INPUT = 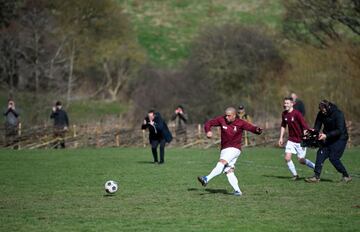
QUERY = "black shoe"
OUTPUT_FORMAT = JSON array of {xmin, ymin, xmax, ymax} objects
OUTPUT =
[{"xmin": 197, "ymin": 176, "xmax": 208, "ymax": 187}]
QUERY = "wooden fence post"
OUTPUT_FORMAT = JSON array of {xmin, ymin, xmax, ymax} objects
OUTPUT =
[
  {"xmin": 17, "ymin": 122, "xmax": 22, "ymax": 150},
  {"xmin": 347, "ymin": 121, "xmax": 352, "ymax": 148},
  {"xmin": 142, "ymin": 129, "xmax": 146, "ymax": 148},
  {"xmin": 96, "ymin": 124, "xmax": 101, "ymax": 148},
  {"xmin": 115, "ymin": 124, "xmax": 120, "ymax": 147}
]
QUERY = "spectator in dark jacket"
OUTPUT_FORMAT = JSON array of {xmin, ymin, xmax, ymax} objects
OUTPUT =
[
  {"xmin": 305, "ymin": 100, "xmax": 351, "ymax": 183},
  {"xmin": 141, "ymin": 110, "xmax": 172, "ymax": 164},
  {"xmin": 171, "ymin": 105, "xmax": 188, "ymax": 144},
  {"xmin": 3, "ymin": 99, "xmax": 20, "ymax": 148},
  {"xmin": 50, "ymin": 101, "xmax": 69, "ymax": 148},
  {"xmin": 291, "ymin": 93, "xmax": 305, "ymax": 116}
]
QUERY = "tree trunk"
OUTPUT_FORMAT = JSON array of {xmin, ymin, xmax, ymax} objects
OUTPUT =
[{"xmin": 67, "ymin": 41, "xmax": 75, "ymax": 106}]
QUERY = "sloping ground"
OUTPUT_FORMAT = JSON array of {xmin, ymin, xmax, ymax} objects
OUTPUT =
[{"xmin": 117, "ymin": 0, "xmax": 283, "ymax": 66}]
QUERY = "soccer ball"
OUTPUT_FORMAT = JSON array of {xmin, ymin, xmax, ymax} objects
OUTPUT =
[{"xmin": 104, "ymin": 180, "xmax": 118, "ymax": 194}]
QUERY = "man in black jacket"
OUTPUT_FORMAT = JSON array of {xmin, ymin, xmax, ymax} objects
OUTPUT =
[
  {"xmin": 171, "ymin": 105, "xmax": 188, "ymax": 144},
  {"xmin": 3, "ymin": 99, "xmax": 20, "ymax": 148},
  {"xmin": 291, "ymin": 93, "xmax": 305, "ymax": 116},
  {"xmin": 50, "ymin": 101, "xmax": 69, "ymax": 148},
  {"xmin": 305, "ymin": 100, "xmax": 351, "ymax": 183},
  {"xmin": 141, "ymin": 110, "xmax": 172, "ymax": 164}
]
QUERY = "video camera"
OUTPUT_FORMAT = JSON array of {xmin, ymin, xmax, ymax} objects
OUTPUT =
[{"xmin": 301, "ymin": 130, "xmax": 323, "ymax": 148}]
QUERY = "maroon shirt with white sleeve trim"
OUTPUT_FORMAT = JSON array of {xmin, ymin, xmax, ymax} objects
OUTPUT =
[
  {"xmin": 281, "ymin": 109, "xmax": 309, "ymax": 143},
  {"xmin": 204, "ymin": 116, "xmax": 261, "ymax": 150}
]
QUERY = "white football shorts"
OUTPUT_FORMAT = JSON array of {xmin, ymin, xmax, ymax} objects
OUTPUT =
[
  {"xmin": 220, "ymin": 147, "xmax": 241, "ymax": 173},
  {"xmin": 285, "ymin": 140, "xmax": 307, "ymax": 158}
]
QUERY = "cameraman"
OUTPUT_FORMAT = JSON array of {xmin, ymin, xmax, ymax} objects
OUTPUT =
[
  {"xmin": 50, "ymin": 101, "xmax": 69, "ymax": 149},
  {"xmin": 171, "ymin": 105, "xmax": 188, "ymax": 144},
  {"xmin": 305, "ymin": 100, "xmax": 351, "ymax": 183},
  {"xmin": 3, "ymin": 99, "xmax": 20, "ymax": 148},
  {"xmin": 141, "ymin": 110, "xmax": 172, "ymax": 164}
]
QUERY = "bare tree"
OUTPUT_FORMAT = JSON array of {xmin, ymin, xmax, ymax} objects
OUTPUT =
[{"xmin": 283, "ymin": 0, "xmax": 360, "ymax": 47}]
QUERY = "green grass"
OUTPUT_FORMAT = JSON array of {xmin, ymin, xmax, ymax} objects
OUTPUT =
[
  {"xmin": 117, "ymin": 0, "xmax": 284, "ymax": 66},
  {"xmin": 0, "ymin": 147, "xmax": 359, "ymax": 231}
]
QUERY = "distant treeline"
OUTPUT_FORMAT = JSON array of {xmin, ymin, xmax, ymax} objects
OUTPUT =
[{"xmin": 0, "ymin": 0, "xmax": 359, "ymax": 125}]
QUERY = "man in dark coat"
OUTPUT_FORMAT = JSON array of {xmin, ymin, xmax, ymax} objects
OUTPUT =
[
  {"xmin": 291, "ymin": 93, "xmax": 305, "ymax": 116},
  {"xmin": 171, "ymin": 105, "xmax": 188, "ymax": 144},
  {"xmin": 305, "ymin": 100, "xmax": 351, "ymax": 183},
  {"xmin": 141, "ymin": 110, "xmax": 172, "ymax": 164},
  {"xmin": 50, "ymin": 101, "xmax": 69, "ymax": 148},
  {"xmin": 3, "ymin": 99, "xmax": 20, "ymax": 148}
]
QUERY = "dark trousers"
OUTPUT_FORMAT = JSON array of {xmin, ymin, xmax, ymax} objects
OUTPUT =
[
  {"xmin": 314, "ymin": 139, "xmax": 349, "ymax": 178},
  {"xmin": 53, "ymin": 127, "xmax": 66, "ymax": 149},
  {"xmin": 150, "ymin": 139, "xmax": 166, "ymax": 163},
  {"xmin": 5, "ymin": 125, "xmax": 19, "ymax": 148}
]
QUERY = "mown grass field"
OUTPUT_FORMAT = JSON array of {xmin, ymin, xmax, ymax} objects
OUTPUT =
[{"xmin": 0, "ymin": 147, "xmax": 359, "ymax": 231}]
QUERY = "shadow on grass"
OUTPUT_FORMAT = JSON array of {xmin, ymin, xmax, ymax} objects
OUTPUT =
[
  {"xmin": 262, "ymin": 174, "xmax": 334, "ymax": 182},
  {"xmin": 103, "ymin": 194, "xmax": 116, "ymax": 197},
  {"xmin": 136, "ymin": 161, "xmax": 156, "ymax": 164},
  {"xmin": 187, "ymin": 188, "xmax": 230, "ymax": 195}
]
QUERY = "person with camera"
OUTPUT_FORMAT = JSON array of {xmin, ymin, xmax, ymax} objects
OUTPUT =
[
  {"xmin": 237, "ymin": 105, "xmax": 253, "ymax": 146},
  {"xmin": 3, "ymin": 99, "xmax": 20, "ymax": 148},
  {"xmin": 171, "ymin": 105, "xmax": 188, "ymax": 144},
  {"xmin": 50, "ymin": 101, "xmax": 69, "ymax": 149},
  {"xmin": 278, "ymin": 97, "xmax": 315, "ymax": 180},
  {"xmin": 141, "ymin": 110, "xmax": 172, "ymax": 164},
  {"xmin": 305, "ymin": 100, "xmax": 351, "ymax": 183}
]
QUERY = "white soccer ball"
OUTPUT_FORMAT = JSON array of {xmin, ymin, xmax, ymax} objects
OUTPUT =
[{"xmin": 105, "ymin": 180, "xmax": 118, "ymax": 194}]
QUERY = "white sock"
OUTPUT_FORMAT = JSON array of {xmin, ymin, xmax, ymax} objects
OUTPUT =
[
  {"xmin": 305, "ymin": 159, "xmax": 315, "ymax": 169},
  {"xmin": 287, "ymin": 160, "xmax": 297, "ymax": 176},
  {"xmin": 206, "ymin": 162, "xmax": 225, "ymax": 182},
  {"xmin": 226, "ymin": 172, "xmax": 241, "ymax": 193}
]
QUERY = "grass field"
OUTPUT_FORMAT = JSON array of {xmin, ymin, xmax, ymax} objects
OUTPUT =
[{"xmin": 0, "ymin": 147, "xmax": 359, "ymax": 231}]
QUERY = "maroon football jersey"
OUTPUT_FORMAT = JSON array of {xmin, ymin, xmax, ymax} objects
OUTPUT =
[
  {"xmin": 281, "ymin": 109, "xmax": 309, "ymax": 143},
  {"xmin": 204, "ymin": 115, "xmax": 260, "ymax": 150}
]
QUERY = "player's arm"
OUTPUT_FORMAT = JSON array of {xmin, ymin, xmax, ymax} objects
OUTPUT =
[
  {"xmin": 279, "ymin": 126, "xmax": 285, "ymax": 147},
  {"xmin": 204, "ymin": 116, "xmax": 222, "ymax": 138},
  {"xmin": 296, "ymin": 111, "xmax": 310, "ymax": 135},
  {"xmin": 279, "ymin": 114, "xmax": 286, "ymax": 146},
  {"xmin": 242, "ymin": 120, "xmax": 263, "ymax": 135}
]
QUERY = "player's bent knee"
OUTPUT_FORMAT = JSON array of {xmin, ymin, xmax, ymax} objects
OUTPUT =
[
  {"xmin": 225, "ymin": 168, "xmax": 235, "ymax": 174},
  {"xmin": 219, "ymin": 159, "xmax": 228, "ymax": 165},
  {"xmin": 298, "ymin": 158, "xmax": 306, "ymax": 164}
]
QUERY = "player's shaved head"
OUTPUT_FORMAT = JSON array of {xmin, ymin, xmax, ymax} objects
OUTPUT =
[
  {"xmin": 225, "ymin": 107, "xmax": 236, "ymax": 114},
  {"xmin": 225, "ymin": 107, "xmax": 237, "ymax": 123}
]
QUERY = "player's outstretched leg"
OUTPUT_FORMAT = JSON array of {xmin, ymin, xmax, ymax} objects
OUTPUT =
[
  {"xmin": 226, "ymin": 169, "xmax": 242, "ymax": 196},
  {"xmin": 197, "ymin": 161, "xmax": 226, "ymax": 187}
]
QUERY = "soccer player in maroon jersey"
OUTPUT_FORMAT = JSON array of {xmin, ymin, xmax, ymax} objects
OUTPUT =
[
  {"xmin": 197, "ymin": 107, "xmax": 262, "ymax": 196},
  {"xmin": 278, "ymin": 97, "xmax": 315, "ymax": 180}
]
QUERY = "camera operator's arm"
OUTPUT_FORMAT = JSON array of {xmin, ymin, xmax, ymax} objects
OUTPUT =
[
  {"xmin": 178, "ymin": 111, "xmax": 188, "ymax": 123},
  {"xmin": 324, "ymin": 111, "xmax": 345, "ymax": 140}
]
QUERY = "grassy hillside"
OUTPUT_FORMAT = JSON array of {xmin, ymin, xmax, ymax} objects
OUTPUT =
[
  {"xmin": 117, "ymin": 0, "xmax": 283, "ymax": 66},
  {"xmin": 0, "ymin": 93, "xmax": 127, "ymax": 125},
  {"xmin": 0, "ymin": 147, "xmax": 359, "ymax": 231}
]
